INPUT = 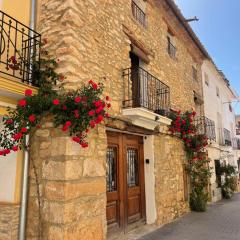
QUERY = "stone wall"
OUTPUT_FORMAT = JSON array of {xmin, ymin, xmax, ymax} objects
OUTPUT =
[
  {"xmin": 0, "ymin": 204, "xmax": 19, "ymax": 240},
  {"xmin": 26, "ymin": 119, "xmax": 107, "ymax": 240},
  {"xmin": 154, "ymin": 135, "xmax": 189, "ymax": 225}
]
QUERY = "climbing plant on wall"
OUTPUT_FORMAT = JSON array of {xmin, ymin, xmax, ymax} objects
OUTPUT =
[
  {"xmin": 169, "ymin": 110, "xmax": 212, "ymax": 212},
  {"xmin": 0, "ymin": 42, "xmax": 111, "ymax": 155}
]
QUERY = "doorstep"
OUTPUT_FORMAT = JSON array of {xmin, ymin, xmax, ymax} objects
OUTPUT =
[{"xmin": 107, "ymin": 224, "xmax": 158, "ymax": 240}]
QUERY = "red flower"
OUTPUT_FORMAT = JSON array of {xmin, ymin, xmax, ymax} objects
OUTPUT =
[
  {"xmin": 0, "ymin": 151, "xmax": 3, "ymax": 156},
  {"xmin": 88, "ymin": 110, "xmax": 95, "ymax": 116},
  {"xmin": 25, "ymin": 89, "xmax": 33, "ymax": 96},
  {"xmin": 192, "ymin": 111, "xmax": 197, "ymax": 117},
  {"xmin": 96, "ymin": 106, "xmax": 103, "ymax": 114},
  {"xmin": 90, "ymin": 120, "xmax": 95, "ymax": 128},
  {"xmin": 12, "ymin": 146, "xmax": 18, "ymax": 152},
  {"xmin": 62, "ymin": 105, "xmax": 67, "ymax": 110},
  {"xmin": 21, "ymin": 127, "xmax": 28, "ymax": 133},
  {"xmin": 85, "ymin": 129, "xmax": 89, "ymax": 133},
  {"xmin": 106, "ymin": 96, "xmax": 110, "ymax": 101},
  {"xmin": 53, "ymin": 99, "xmax": 60, "ymax": 105},
  {"xmin": 105, "ymin": 113, "xmax": 110, "ymax": 118},
  {"xmin": 65, "ymin": 121, "xmax": 72, "ymax": 127},
  {"xmin": 107, "ymin": 103, "xmax": 111, "ymax": 108},
  {"xmin": 81, "ymin": 142, "xmax": 88, "ymax": 148},
  {"xmin": 72, "ymin": 136, "xmax": 80, "ymax": 143},
  {"xmin": 29, "ymin": 115, "xmax": 36, "ymax": 122},
  {"xmin": 93, "ymin": 100, "xmax": 102, "ymax": 107},
  {"xmin": 3, "ymin": 149, "xmax": 10, "ymax": 155},
  {"xmin": 18, "ymin": 99, "xmax": 27, "ymax": 107},
  {"xmin": 5, "ymin": 119, "xmax": 13, "ymax": 125},
  {"xmin": 74, "ymin": 109, "xmax": 80, "ymax": 118},
  {"xmin": 88, "ymin": 80, "xmax": 93, "ymax": 85},
  {"xmin": 13, "ymin": 132, "xmax": 23, "ymax": 141},
  {"xmin": 92, "ymin": 83, "xmax": 98, "ymax": 90},
  {"xmin": 74, "ymin": 96, "xmax": 81, "ymax": 103},
  {"xmin": 36, "ymin": 125, "xmax": 41, "ymax": 129},
  {"xmin": 61, "ymin": 125, "xmax": 68, "ymax": 132},
  {"xmin": 95, "ymin": 115, "xmax": 104, "ymax": 124}
]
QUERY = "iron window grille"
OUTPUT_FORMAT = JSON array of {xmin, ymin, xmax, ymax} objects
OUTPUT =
[
  {"xmin": 167, "ymin": 36, "xmax": 176, "ymax": 58},
  {"xmin": 123, "ymin": 67, "xmax": 170, "ymax": 116},
  {"xmin": 0, "ymin": 10, "xmax": 41, "ymax": 86},
  {"xmin": 131, "ymin": 1, "xmax": 146, "ymax": 27}
]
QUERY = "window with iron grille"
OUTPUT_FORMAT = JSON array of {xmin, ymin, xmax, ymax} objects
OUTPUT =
[
  {"xmin": 167, "ymin": 36, "xmax": 176, "ymax": 58},
  {"xmin": 131, "ymin": 1, "xmax": 146, "ymax": 27}
]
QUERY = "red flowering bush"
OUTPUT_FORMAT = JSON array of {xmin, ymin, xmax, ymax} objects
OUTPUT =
[
  {"xmin": 0, "ymin": 48, "xmax": 111, "ymax": 155},
  {"xmin": 169, "ymin": 110, "xmax": 211, "ymax": 212}
]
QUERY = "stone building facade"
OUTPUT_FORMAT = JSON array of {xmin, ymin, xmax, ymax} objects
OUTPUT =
[{"xmin": 24, "ymin": 0, "xmax": 209, "ymax": 239}]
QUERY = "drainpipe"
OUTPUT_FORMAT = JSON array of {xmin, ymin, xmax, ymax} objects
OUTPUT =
[{"xmin": 19, "ymin": 1, "xmax": 37, "ymax": 239}]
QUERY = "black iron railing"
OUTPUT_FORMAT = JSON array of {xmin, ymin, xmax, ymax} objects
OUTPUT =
[
  {"xmin": 232, "ymin": 138, "xmax": 240, "ymax": 150},
  {"xmin": 131, "ymin": 1, "xmax": 146, "ymax": 27},
  {"xmin": 0, "ymin": 10, "xmax": 41, "ymax": 86},
  {"xmin": 194, "ymin": 116, "xmax": 216, "ymax": 141},
  {"xmin": 224, "ymin": 128, "xmax": 232, "ymax": 146},
  {"xmin": 123, "ymin": 67, "xmax": 170, "ymax": 115}
]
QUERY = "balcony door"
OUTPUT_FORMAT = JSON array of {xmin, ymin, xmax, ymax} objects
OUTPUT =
[
  {"xmin": 106, "ymin": 131, "xmax": 145, "ymax": 234},
  {"xmin": 130, "ymin": 52, "xmax": 148, "ymax": 108}
]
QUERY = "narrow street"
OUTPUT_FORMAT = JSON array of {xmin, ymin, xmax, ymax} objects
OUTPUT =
[{"xmin": 139, "ymin": 193, "xmax": 240, "ymax": 240}]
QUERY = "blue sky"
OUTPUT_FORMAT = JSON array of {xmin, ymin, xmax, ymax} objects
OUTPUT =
[{"xmin": 175, "ymin": 0, "xmax": 240, "ymax": 114}]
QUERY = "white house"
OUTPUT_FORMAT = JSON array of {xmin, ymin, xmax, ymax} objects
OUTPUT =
[{"xmin": 201, "ymin": 59, "xmax": 239, "ymax": 202}]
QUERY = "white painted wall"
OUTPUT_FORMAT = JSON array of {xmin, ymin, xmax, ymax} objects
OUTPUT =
[
  {"xmin": 202, "ymin": 60, "xmax": 239, "ymax": 201},
  {"xmin": 0, "ymin": 118, "xmax": 17, "ymax": 202},
  {"xmin": 143, "ymin": 135, "xmax": 156, "ymax": 224}
]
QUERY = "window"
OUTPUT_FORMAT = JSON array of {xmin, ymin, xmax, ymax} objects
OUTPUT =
[
  {"xmin": 205, "ymin": 73, "xmax": 209, "ymax": 86},
  {"xmin": 229, "ymin": 104, "xmax": 233, "ymax": 112},
  {"xmin": 216, "ymin": 86, "xmax": 220, "ymax": 97},
  {"xmin": 192, "ymin": 66, "xmax": 197, "ymax": 82},
  {"xmin": 131, "ymin": 0, "xmax": 146, "ymax": 27},
  {"xmin": 214, "ymin": 160, "xmax": 221, "ymax": 188},
  {"xmin": 167, "ymin": 35, "xmax": 176, "ymax": 58}
]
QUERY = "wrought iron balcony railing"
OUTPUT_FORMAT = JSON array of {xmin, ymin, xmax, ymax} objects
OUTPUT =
[
  {"xmin": 194, "ymin": 116, "xmax": 216, "ymax": 141},
  {"xmin": 232, "ymin": 137, "xmax": 240, "ymax": 150},
  {"xmin": 122, "ymin": 67, "xmax": 170, "ymax": 116},
  {"xmin": 0, "ymin": 10, "xmax": 41, "ymax": 86},
  {"xmin": 223, "ymin": 128, "xmax": 232, "ymax": 146},
  {"xmin": 131, "ymin": 1, "xmax": 146, "ymax": 27}
]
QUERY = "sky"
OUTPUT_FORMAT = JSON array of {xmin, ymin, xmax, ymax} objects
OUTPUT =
[{"xmin": 175, "ymin": 0, "xmax": 240, "ymax": 114}]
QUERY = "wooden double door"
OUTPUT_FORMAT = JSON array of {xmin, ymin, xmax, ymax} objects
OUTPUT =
[{"xmin": 106, "ymin": 132, "xmax": 146, "ymax": 233}]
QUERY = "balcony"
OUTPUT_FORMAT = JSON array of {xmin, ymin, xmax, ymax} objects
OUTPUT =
[
  {"xmin": 0, "ymin": 10, "xmax": 41, "ymax": 87},
  {"xmin": 194, "ymin": 116, "xmax": 216, "ymax": 141},
  {"xmin": 122, "ymin": 67, "xmax": 171, "ymax": 130},
  {"xmin": 232, "ymin": 138, "xmax": 240, "ymax": 150},
  {"xmin": 223, "ymin": 128, "xmax": 232, "ymax": 146}
]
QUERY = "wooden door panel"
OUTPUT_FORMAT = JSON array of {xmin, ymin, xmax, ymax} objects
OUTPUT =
[{"xmin": 107, "ymin": 201, "xmax": 119, "ymax": 225}]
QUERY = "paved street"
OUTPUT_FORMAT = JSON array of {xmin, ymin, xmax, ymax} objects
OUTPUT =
[{"xmin": 139, "ymin": 193, "xmax": 240, "ymax": 240}]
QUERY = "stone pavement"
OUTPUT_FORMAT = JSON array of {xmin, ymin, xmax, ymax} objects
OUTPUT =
[{"xmin": 138, "ymin": 193, "xmax": 240, "ymax": 240}]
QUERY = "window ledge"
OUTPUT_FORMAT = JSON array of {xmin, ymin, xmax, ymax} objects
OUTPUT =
[{"xmin": 122, "ymin": 107, "xmax": 172, "ymax": 130}]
